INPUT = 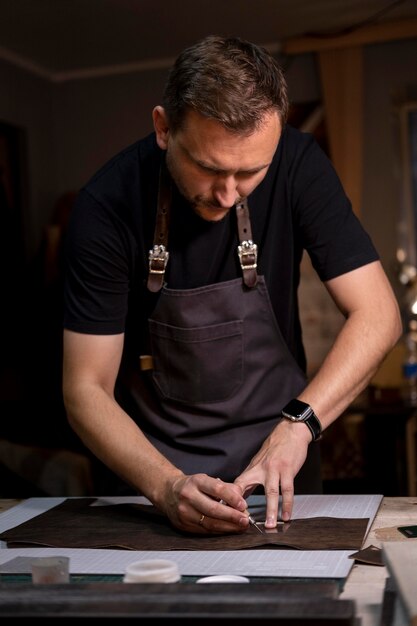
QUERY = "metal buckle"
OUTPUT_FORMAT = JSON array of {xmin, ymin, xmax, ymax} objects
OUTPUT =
[
  {"xmin": 148, "ymin": 244, "xmax": 169, "ymax": 274},
  {"xmin": 237, "ymin": 240, "xmax": 257, "ymax": 270}
]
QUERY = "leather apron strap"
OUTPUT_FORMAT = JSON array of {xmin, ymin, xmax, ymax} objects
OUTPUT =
[
  {"xmin": 236, "ymin": 200, "xmax": 258, "ymax": 288},
  {"xmin": 147, "ymin": 158, "xmax": 172, "ymax": 293},
  {"xmin": 147, "ymin": 162, "xmax": 258, "ymax": 291}
]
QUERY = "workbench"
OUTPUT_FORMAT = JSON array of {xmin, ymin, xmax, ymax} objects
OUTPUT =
[{"xmin": 0, "ymin": 497, "xmax": 415, "ymax": 624}]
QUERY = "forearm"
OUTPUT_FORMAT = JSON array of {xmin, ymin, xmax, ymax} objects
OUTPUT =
[
  {"xmin": 298, "ymin": 305, "xmax": 402, "ymax": 431},
  {"xmin": 64, "ymin": 382, "xmax": 184, "ymax": 509},
  {"xmin": 235, "ymin": 288, "xmax": 401, "ymax": 524}
]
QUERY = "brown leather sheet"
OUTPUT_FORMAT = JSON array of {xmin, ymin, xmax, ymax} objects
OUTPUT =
[{"xmin": 0, "ymin": 499, "xmax": 369, "ymax": 550}]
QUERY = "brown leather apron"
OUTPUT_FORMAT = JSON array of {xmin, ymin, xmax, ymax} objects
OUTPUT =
[{"xmin": 128, "ymin": 164, "xmax": 322, "ymax": 492}]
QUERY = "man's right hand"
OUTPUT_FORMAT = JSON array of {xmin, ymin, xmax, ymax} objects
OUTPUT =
[{"xmin": 163, "ymin": 474, "xmax": 251, "ymax": 534}]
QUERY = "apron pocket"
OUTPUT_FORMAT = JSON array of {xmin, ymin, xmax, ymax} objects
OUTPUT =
[{"xmin": 148, "ymin": 319, "xmax": 243, "ymax": 404}]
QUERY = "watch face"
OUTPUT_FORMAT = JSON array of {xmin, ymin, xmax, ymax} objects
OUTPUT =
[{"xmin": 282, "ymin": 399, "xmax": 311, "ymax": 421}]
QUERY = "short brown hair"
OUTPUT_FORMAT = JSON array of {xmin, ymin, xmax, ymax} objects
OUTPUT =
[{"xmin": 162, "ymin": 35, "xmax": 289, "ymax": 134}]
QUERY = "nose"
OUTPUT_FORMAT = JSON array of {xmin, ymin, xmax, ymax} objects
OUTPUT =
[{"xmin": 213, "ymin": 176, "xmax": 238, "ymax": 208}]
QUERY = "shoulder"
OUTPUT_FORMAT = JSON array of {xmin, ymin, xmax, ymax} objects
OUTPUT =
[
  {"xmin": 279, "ymin": 124, "xmax": 331, "ymax": 173},
  {"xmin": 262, "ymin": 124, "xmax": 335, "ymax": 197},
  {"xmin": 85, "ymin": 132, "xmax": 160, "ymax": 198},
  {"xmin": 69, "ymin": 134, "xmax": 161, "ymax": 249},
  {"xmin": 71, "ymin": 132, "xmax": 162, "ymax": 235},
  {"xmin": 281, "ymin": 123, "xmax": 314, "ymax": 148},
  {"xmin": 272, "ymin": 124, "xmax": 345, "ymax": 210}
]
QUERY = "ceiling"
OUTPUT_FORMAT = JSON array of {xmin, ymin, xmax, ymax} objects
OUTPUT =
[{"xmin": 1, "ymin": 0, "xmax": 417, "ymax": 82}]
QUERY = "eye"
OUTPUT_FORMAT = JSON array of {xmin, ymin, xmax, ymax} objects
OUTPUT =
[
  {"xmin": 197, "ymin": 163, "xmax": 219, "ymax": 175},
  {"xmin": 237, "ymin": 170, "xmax": 260, "ymax": 180}
]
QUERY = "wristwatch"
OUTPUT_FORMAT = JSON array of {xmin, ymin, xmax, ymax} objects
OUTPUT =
[{"xmin": 281, "ymin": 399, "xmax": 322, "ymax": 442}]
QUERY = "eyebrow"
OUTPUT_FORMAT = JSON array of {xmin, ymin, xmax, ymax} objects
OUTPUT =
[
  {"xmin": 195, "ymin": 158, "xmax": 270, "ymax": 176},
  {"xmin": 197, "ymin": 159, "xmax": 269, "ymax": 174},
  {"xmin": 182, "ymin": 143, "xmax": 270, "ymax": 176}
]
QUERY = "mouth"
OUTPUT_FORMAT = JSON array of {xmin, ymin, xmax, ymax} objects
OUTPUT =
[
  {"xmin": 202, "ymin": 199, "xmax": 238, "ymax": 212},
  {"xmin": 193, "ymin": 203, "xmax": 230, "ymax": 222},
  {"xmin": 206, "ymin": 203, "xmax": 229, "ymax": 213}
]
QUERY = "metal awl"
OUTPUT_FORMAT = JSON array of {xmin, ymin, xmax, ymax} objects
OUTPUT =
[{"xmin": 247, "ymin": 512, "xmax": 264, "ymax": 534}]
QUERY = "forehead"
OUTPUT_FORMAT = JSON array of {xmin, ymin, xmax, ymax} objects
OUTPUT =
[{"xmin": 175, "ymin": 109, "xmax": 281, "ymax": 171}]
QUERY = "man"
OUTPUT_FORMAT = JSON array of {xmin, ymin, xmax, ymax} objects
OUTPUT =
[{"xmin": 62, "ymin": 35, "xmax": 401, "ymax": 535}]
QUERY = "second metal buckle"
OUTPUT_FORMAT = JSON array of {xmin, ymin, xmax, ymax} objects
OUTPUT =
[
  {"xmin": 148, "ymin": 244, "xmax": 169, "ymax": 274},
  {"xmin": 237, "ymin": 239, "xmax": 258, "ymax": 270}
]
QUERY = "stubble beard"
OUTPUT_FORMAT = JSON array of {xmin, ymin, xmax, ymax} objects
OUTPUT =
[{"xmin": 165, "ymin": 150, "xmax": 237, "ymax": 222}]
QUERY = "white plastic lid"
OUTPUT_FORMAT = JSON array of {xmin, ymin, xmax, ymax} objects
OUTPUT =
[{"xmin": 196, "ymin": 575, "xmax": 250, "ymax": 584}]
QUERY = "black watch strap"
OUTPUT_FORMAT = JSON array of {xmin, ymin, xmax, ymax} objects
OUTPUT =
[
  {"xmin": 302, "ymin": 410, "xmax": 322, "ymax": 442},
  {"xmin": 281, "ymin": 399, "xmax": 322, "ymax": 442}
]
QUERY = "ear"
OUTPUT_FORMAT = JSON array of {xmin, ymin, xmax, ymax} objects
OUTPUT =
[{"xmin": 152, "ymin": 106, "xmax": 170, "ymax": 150}]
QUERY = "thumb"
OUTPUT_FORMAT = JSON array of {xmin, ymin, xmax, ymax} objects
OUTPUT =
[{"xmin": 234, "ymin": 476, "xmax": 258, "ymax": 500}]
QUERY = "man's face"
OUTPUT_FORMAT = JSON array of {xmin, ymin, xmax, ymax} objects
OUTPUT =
[{"xmin": 153, "ymin": 107, "xmax": 281, "ymax": 222}]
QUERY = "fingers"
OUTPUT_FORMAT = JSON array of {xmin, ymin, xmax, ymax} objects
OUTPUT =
[
  {"xmin": 278, "ymin": 481, "xmax": 294, "ymax": 522},
  {"xmin": 237, "ymin": 469, "xmax": 294, "ymax": 529},
  {"xmin": 194, "ymin": 510, "xmax": 248, "ymax": 534},
  {"xmin": 263, "ymin": 471, "xmax": 280, "ymax": 528},
  {"xmin": 264, "ymin": 493, "xmax": 278, "ymax": 528},
  {"xmin": 235, "ymin": 422, "xmax": 309, "ymax": 528},
  {"xmin": 213, "ymin": 479, "xmax": 247, "ymax": 513},
  {"xmin": 199, "ymin": 478, "xmax": 249, "ymax": 530},
  {"xmin": 172, "ymin": 474, "xmax": 250, "ymax": 534},
  {"xmin": 263, "ymin": 482, "xmax": 294, "ymax": 527},
  {"xmin": 172, "ymin": 472, "xmax": 296, "ymax": 533},
  {"xmin": 233, "ymin": 478, "xmax": 257, "ymax": 500},
  {"xmin": 192, "ymin": 503, "xmax": 249, "ymax": 534}
]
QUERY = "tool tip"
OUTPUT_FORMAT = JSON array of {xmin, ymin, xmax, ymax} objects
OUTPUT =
[{"xmin": 248, "ymin": 515, "xmax": 264, "ymax": 534}]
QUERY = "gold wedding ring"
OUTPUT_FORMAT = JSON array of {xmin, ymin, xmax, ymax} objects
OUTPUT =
[{"xmin": 198, "ymin": 514, "xmax": 205, "ymax": 525}]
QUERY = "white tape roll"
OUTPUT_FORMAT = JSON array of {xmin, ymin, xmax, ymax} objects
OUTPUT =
[{"xmin": 123, "ymin": 559, "xmax": 180, "ymax": 583}]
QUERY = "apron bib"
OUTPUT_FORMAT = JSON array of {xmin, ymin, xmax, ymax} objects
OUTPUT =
[{"xmin": 125, "ymin": 163, "xmax": 321, "ymax": 491}]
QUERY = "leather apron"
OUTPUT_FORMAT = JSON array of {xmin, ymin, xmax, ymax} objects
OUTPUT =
[{"xmin": 127, "ymin": 164, "xmax": 322, "ymax": 493}]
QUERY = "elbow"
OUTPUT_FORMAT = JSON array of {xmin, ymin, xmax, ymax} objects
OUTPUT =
[
  {"xmin": 62, "ymin": 378, "xmax": 86, "ymax": 433},
  {"xmin": 62, "ymin": 391, "xmax": 80, "ymax": 432},
  {"xmin": 394, "ymin": 316, "xmax": 403, "ymax": 346},
  {"xmin": 394, "ymin": 302, "xmax": 403, "ymax": 342},
  {"xmin": 387, "ymin": 299, "xmax": 403, "ymax": 350}
]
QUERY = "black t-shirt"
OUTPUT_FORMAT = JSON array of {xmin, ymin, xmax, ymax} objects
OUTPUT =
[{"xmin": 64, "ymin": 124, "xmax": 379, "ymax": 372}]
